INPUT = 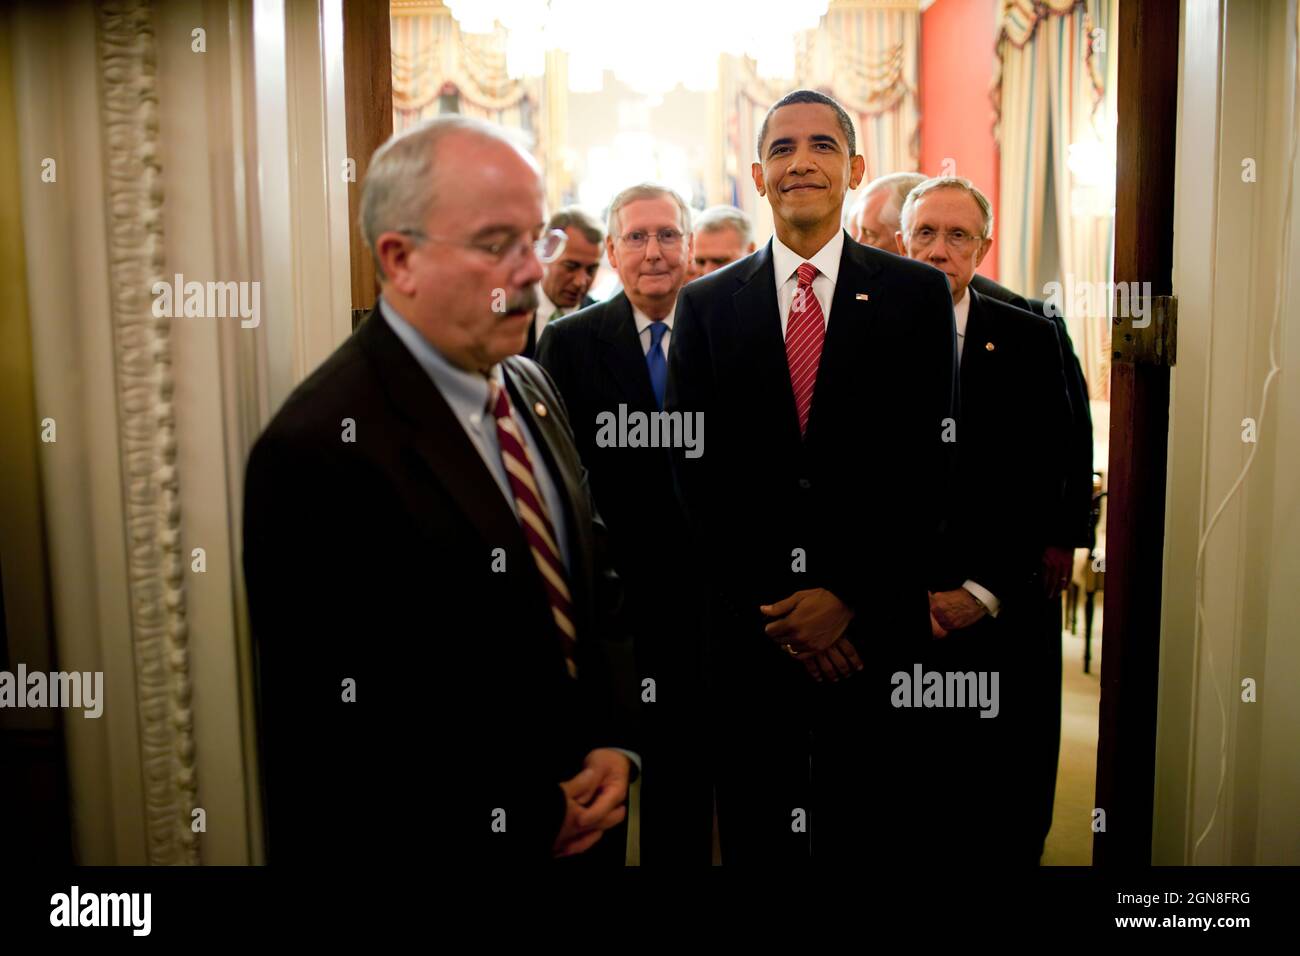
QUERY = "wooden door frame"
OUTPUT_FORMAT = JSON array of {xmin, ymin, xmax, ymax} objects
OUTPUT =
[
  {"xmin": 1093, "ymin": 0, "xmax": 1182, "ymax": 866},
  {"xmin": 343, "ymin": 0, "xmax": 393, "ymax": 323}
]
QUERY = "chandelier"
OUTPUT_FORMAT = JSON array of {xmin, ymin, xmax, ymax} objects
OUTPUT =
[{"xmin": 443, "ymin": 0, "xmax": 831, "ymax": 93}]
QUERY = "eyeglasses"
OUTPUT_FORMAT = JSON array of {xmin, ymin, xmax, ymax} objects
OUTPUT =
[
  {"xmin": 398, "ymin": 227, "xmax": 567, "ymax": 265},
  {"xmin": 618, "ymin": 228, "xmax": 684, "ymax": 251},
  {"xmin": 908, "ymin": 227, "xmax": 983, "ymax": 253}
]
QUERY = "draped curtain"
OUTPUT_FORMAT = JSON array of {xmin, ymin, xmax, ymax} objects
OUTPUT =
[
  {"xmin": 995, "ymin": 0, "xmax": 1118, "ymax": 398},
  {"xmin": 723, "ymin": 2, "xmax": 921, "ymax": 241},
  {"xmin": 390, "ymin": 7, "xmax": 540, "ymax": 136}
]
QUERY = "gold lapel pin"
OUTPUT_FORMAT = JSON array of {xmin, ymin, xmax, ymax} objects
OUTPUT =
[
  {"xmin": 855, "ymin": 293, "xmax": 870, "ymax": 301},
  {"xmin": 534, "ymin": 402, "xmax": 548, "ymax": 417},
  {"xmin": 985, "ymin": 342, "xmax": 995, "ymax": 351}
]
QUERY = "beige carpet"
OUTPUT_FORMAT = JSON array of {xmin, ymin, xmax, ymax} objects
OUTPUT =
[{"xmin": 1041, "ymin": 601, "xmax": 1103, "ymax": 865}]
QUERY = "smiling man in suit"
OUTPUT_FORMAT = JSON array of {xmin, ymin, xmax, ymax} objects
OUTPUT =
[
  {"xmin": 536, "ymin": 183, "xmax": 711, "ymax": 864},
  {"xmin": 896, "ymin": 176, "xmax": 1073, "ymax": 861},
  {"xmin": 666, "ymin": 90, "xmax": 958, "ymax": 863},
  {"xmin": 243, "ymin": 116, "xmax": 637, "ymax": 866}
]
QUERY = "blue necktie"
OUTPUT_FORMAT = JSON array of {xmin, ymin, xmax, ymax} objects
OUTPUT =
[{"xmin": 646, "ymin": 321, "xmax": 668, "ymax": 410}]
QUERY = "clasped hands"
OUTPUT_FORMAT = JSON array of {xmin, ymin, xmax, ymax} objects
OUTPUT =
[
  {"xmin": 927, "ymin": 588, "xmax": 987, "ymax": 638},
  {"xmin": 761, "ymin": 588, "xmax": 862, "ymax": 683},
  {"xmin": 552, "ymin": 748, "xmax": 630, "ymax": 858}
]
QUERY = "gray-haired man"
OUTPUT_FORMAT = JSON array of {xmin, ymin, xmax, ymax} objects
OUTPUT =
[
  {"xmin": 686, "ymin": 204, "xmax": 757, "ymax": 281},
  {"xmin": 243, "ymin": 115, "xmax": 638, "ymax": 866}
]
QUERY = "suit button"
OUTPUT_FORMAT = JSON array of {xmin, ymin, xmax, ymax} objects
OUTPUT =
[{"xmin": 798, "ymin": 478, "xmax": 812, "ymax": 491}]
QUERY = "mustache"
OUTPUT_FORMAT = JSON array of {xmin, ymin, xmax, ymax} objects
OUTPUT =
[{"xmin": 503, "ymin": 287, "xmax": 539, "ymax": 314}]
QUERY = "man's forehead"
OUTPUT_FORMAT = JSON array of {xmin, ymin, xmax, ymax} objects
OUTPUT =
[
  {"xmin": 763, "ymin": 103, "xmax": 847, "ymax": 148},
  {"xmin": 619, "ymin": 196, "xmax": 682, "ymax": 225},
  {"xmin": 913, "ymin": 188, "xmax": 983, "ymax": 225},
  {"xmin": 694, "ymin": 230, "xmax": 741, "ymax": 254},
  {"xmin": 561, "ymin": 227, "xmax": 601, "ymax": 255},
  {"xmin": 864, "ymin": 188, "xmax": 891, "ymax": 215}
]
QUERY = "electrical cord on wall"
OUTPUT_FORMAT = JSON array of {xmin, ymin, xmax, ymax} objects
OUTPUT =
[{"xmin": 1189, "ymin": 22, "xmax": 1295, "ymax": 862}]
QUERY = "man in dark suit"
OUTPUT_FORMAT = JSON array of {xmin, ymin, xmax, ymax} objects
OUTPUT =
[
  {"xmin": 667, "ymin": 90, "xmax": 958, "ymax": 863},
  {"xmin": 243, "ymin": 115, "xmax": 638, "ymax": 866},
  {"xmin": 859, "ymin": 171, "xmax": 1095, "ymax": 857},
  {"xmin": 536, "ymin": 183, "xmax": 711, "ymax": 864},
  {"xmin": 896, "ymin": 176, "xmax": 1073, "ymax": 862},
  {"xmin": 523, "ymin": 206, "xmax": 602, "ymax": 359}
]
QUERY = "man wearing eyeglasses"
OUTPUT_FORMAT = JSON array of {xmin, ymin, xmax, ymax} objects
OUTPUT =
[
  {"xmin": 896, "ymin": 176, "xmax": 1072, "ymax": 862},
  {"xmin": 522, "ymin": 206, "xmax": 604, "ymax": 359},
  {"xmin": 536, "ymin": 184, "xmax": 712, "ymax": 864},
  {"xmin": 666, "ymin": 90, "xmax": 958, "ymax": 864},
  {"xmin": 243, "ymin": 115, "xmax": 638, "ymax": 866}
]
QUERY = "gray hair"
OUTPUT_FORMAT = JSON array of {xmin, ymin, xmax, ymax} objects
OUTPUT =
[
  {"xmin": 899, "ymin": 176, "xmax": 994, "ymax": 240},
  {"xmin": 360, "ymin": 115, "xmax": 535, "ymax": 279},
  {"xmin": 757, "ymin": 89, "xmax": 856, "ymax": 159},
  {"xmin": 692, "ymin": 204, "xmax": 753, "ymax": 248},
  {"xmin": 606, "ymin": 183, "xmax": 692, "ymax": 239},
  {"xmin": 854, "ymin": 171, "xmax": 927, "ymax": 231},
  {"xmin": 547, "ymin": 206, "xmax": 605, "ymax": 245}
]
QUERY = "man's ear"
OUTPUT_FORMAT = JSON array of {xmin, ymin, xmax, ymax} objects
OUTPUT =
[
  {"xmin": 751, "ymin": 161, "xmax": 766, "ymax": 197},
  {"xmin": 847, "ymin": 153, "xmax": 866, "ymax": 191},
  {"xmin": 375, "ymin": 232, "xmax": 413, "ymax": 296},
  {"xmin": 973, "ymin": 237, "xmax": 992, "ymax": 268},
  {"xmin": 894, "ymin": 231, "xmax": 907, "ymax": 256},
  {"xmin": 606, "ymin": 235, "xmax": 619, "ymax": 270},
  {"xmin": 747, "ymin": 242, "xmax": 756, "ymax": 254}
]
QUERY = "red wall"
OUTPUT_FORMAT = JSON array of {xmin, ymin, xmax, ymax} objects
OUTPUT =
[{"xmin": 919, "ymin": 0, "xmax": 1001, "ymax": 279}]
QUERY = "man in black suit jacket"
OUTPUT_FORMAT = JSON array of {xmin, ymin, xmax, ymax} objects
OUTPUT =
[
  {"xmin": 897, "ymin": 176, "xmax": 1072, "ymax": 861},
  {"xmin": 968, "ymin": 271, "xmax": 1094, "ymax": 857},
  {"xmin": 537, "ymin": 184, "xmax": 711, "ymax": 865},
  {"xmin": 243, "ymin": 116, "xmax": 637, "ymax": 866},
  {"xmin": 522, "ymin": 206, "xmax": 603, "ymax": 359},
  {"xmin": 667, "ymin": 91, "xmax": 958, "ymax": 863}
]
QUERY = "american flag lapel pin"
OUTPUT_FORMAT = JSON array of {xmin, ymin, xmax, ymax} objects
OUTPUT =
[{"xmin": 855, "ymin": 292, "xmax": 870, "ymax": 302}]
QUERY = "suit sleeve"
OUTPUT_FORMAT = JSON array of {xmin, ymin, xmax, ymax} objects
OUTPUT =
[
  {"xmin": 1051, "ymin": 319, "xmax": 1095, "ymax": 548},
  {"xmin": 244, "ymin": 426, "xmax": 569, "ymax": 863},
  {"xmin": 534, "ymin": 322, "xmax": 572, "ymax": 405},
  {"xmin": 961, "ymin": 320, "xmax": 1072, "ymax": 602}
]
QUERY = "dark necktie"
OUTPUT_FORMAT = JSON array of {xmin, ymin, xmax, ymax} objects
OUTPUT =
[{"xmin": 647, "ymin": 321, "xmax": 668, "ymax": 410}]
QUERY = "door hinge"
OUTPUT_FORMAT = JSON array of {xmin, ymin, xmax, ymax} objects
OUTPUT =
[{"xmin": 1112, "ymin": 293, "xmax": 1177, "ymax": 366}]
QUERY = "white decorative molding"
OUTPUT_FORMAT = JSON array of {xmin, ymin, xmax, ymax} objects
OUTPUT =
[{"xmin": 93, "ymin": 0, "xmax": 200, "ymax": 866}]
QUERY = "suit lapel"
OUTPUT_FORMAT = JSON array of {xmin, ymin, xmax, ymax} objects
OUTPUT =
[
  {"xmin": 596, "ymin": 293, "xmax": 659, "ymax": 412},
  {"xmin": 733, "ymin": 242, "xmax": 802, "ymax": 445},
  {"xmin": 960, "ymin": 287, "xmax": 990, "ymax": 381},
  {"xmin": 806, "ymin": 234, "xmax": 883, "ymax": 444},
  {"xmin": 354, "ymin": 311, "xmax": 528, "ymax": 557},
  {"xmin": 502, "ymin": 360, "xmax": 593, "ymax": 616}
]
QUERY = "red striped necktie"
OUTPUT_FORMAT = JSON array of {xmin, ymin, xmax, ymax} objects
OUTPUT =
[
  {"xmin": 487, "ymin": 378, "xmax": 578, "ymax": 678},
  {"xmin": 786, "ymin": 262, "xmax": 826, "ymax": 436}
]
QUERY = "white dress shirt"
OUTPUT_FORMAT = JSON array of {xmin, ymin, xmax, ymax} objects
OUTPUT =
[
  {"xmin": 632, "ymin": 301, "xmax": 675, "ymax": 357},
  {"xmin": 771, "ymin": 228, "xmax": 845, "ymax": 336},
  {"xmin": 532, "ymin": 286, "xmax": 566, "ymax": 347},
  {"xmin": 954, "ymin": 287, "xmax": 971, "ymax": 362}
]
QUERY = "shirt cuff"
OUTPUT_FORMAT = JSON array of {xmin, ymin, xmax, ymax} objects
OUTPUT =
[
  {"xmin": 606, "ymin": 748, "xmax": 641, "ymax": 774},
  {"xmin": 961, "ymin": 580, "xmax": 1001, "ymax": 618}
]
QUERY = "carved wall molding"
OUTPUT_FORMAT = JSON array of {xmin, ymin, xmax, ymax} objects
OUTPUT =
[{"xmin": 93, "ymin": 0, "xmax": 200, "ymax": 866}]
